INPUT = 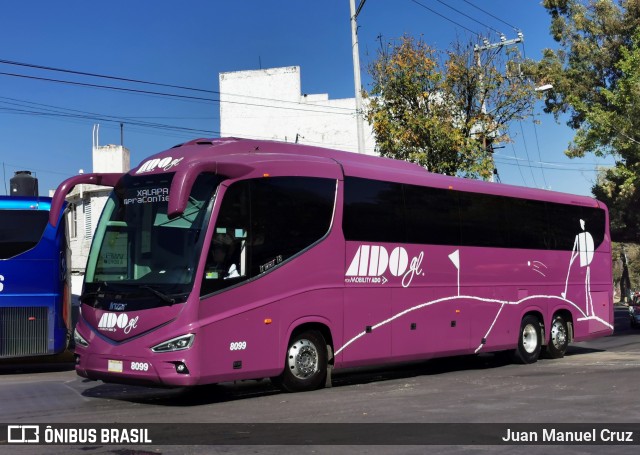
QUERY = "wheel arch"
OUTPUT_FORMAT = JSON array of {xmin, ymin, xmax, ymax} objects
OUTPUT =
[
  {"xmin": 550, "ymin": 308, "xmax": 574, "ymax": 344},
  {"xmin": 285, "ymin": 318, "xmax": 335, "ymax": 365}
]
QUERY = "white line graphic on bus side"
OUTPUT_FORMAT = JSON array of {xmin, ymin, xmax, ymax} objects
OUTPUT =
[
  {"xmin": 529, "ymin": 260, "xmax": 548, "ymax": 277},
  {"xmin": 336, "ymin": 241, "xmax": 612, "ymax": 357},
  {"xmin": 335, "ymin": 293, "xmax": 612, "ymax": 357}
]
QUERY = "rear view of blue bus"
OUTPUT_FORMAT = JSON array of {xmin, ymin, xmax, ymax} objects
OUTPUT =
[{"xmin": 0, "ymin": 196, "xmax": 70, "ymax": 358}]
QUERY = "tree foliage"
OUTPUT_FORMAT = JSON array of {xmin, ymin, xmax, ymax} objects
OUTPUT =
[
  {"xmin": 540, "ymin": 0, "xmax": 640, "ymax": 240},
  {"xmin": 365, "ymin": 35, "xmax": 538, "ymax": 180}
]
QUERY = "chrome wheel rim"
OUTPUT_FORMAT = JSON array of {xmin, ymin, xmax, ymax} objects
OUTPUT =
[
  {"xmin": 550, "ymin": 320, "xmax": 567, "ymax": 349},
  {"xmin": 522, "ymin": 324, "xmax": 538, "ymax": 354},
  {"xmin": 287, "ymin": 339, "xmax": 318, "ymax": 379}
]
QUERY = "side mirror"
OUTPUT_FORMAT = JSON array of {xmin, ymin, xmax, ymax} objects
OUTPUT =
[{"xmin": 49, "ymin": 173, "xmax": 123, "ymax": 227}]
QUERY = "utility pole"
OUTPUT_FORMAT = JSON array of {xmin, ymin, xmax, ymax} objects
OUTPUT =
[
  {"xmin": 350, "ymin": 0, "xmax": 367, "ymax": 154},
  {"xmin": 474, "ymin": 32, "xmax": 524, "ymax": 182}
]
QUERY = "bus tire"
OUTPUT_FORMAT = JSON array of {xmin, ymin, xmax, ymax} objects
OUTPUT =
[
  {"xmin": 544, "ymin": 314, "xmax": 569, "ymax": 359},
  {"xmin": 272, "ymin": 330, "xmax": 327, "ymax": 393},
  {"xmin": 511, "ymin": 315, "xmax": 542, "ymax": 364}
]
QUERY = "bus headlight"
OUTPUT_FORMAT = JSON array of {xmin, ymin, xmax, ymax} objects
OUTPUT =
[
  {"xmin": 74, "ymin": 329, "xmax": 89, "ymax": 347},
  {"xmin": 151, "ymin": 334, "xmax": 195, "ymax": 353}
]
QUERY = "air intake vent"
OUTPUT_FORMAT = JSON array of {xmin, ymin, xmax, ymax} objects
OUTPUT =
[{"xmin": 0, "ymin": 307, "xmax": 49, "ymax": 357}]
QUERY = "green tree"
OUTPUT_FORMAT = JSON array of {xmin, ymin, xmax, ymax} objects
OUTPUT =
[
  {"xmin": 540, "ymin": 0, "xmax": 640, "ymax": 240},
  {"xmin": 365, "ymin": 35, "xmax": 538, "ymax": 180}
]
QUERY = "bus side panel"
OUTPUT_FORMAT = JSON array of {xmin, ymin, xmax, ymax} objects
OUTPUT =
[
  {"xmin": 563, "ymin": 247, "xmax": 613, "ymax": 341},
  {"xmin": 341, "ymin": 288, "xmax": 392, "ymax": 367},
  {"xmin": 195, "ymin": 229, "xmax": 344, "ymax": 384},
  {"xmin": 0, "ymin": 227, "xmax": 67, "ymax": 357},
  {"xmin": 196, "ymin": 288, "xmax": 343, "ymax": 384},
  {"xmin": 390, "ymin": 287, "xmax": 470, "ymax": 361}
]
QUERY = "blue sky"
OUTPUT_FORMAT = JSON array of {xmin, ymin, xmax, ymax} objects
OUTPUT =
[{"xmin": 0, "ymin": 1, "xmax": 613, "ymax": 196}]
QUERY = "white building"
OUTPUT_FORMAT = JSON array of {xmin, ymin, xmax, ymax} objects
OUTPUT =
[
  {"xmin": 219, "ymin": 66, "xmax": 376, "ymax": 154},
  {"xmin": 65, "ymin": 130, "xmax": 130, "ymax": 298}
]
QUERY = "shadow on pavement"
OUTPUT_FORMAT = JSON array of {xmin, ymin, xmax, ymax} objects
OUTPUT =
[
  {"xmin": 78, "ymin": 344, "xmax": 607, "ymax": 407},
  {"xmin": 0, "ymin": 350, "xmax": 75, "ymax": 375}
]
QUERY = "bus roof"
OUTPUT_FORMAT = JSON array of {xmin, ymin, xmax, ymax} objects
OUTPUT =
[
  {"xmin": 0, "ymin": 196, "xmax": 52, "ymax": 211},
  {"xmin": 139, "ymin": 137, "xmax": 601, "ymax": 209},
  {"xmin": 51, "ymin": 137, "xmax": 604, "ymax": 227}
]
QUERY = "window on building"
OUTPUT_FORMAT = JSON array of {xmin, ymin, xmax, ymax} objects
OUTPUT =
[
  {"xmin": 68, "ymin": 204, "xmax": 77, "ymax": 239},
  {"xmin": 83, "ymin": 199, "xmax": 92, "ymax": 240}
]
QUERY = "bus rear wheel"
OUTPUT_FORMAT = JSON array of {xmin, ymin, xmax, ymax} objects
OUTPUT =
[
  {"xmin": 544, "ymin": 314, "xmax": 569, "ymax": 359},
  {"xmin": 511, "ymin": 315, "xmax": 542, "ymax": 364},
  {"xmin": 272, "ymin": 330, "xmax": 327, "ymax": 393}
]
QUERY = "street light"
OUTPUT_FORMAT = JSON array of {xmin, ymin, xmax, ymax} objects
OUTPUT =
[{"xmin": 535, "ymin": 84, "xmax": 553, "ymax": 92}]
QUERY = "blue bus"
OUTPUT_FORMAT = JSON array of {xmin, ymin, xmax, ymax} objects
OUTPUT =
[{"xmin": 0, "ymin": 196, "xmax": 71, "ymax": 358}]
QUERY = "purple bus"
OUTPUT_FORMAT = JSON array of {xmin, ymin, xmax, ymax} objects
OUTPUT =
[{"xmin": 50, "ymin": 138, "xmax": 613, "ymax": 392}]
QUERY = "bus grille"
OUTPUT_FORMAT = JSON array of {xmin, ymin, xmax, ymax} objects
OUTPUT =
[{"xmin": 0, "ymin": 307, "xmax": 49, "ymax": 357}]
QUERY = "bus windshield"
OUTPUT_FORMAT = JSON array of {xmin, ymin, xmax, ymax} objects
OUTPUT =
[{"xmin": 83, "ymin": 172, "xmax": 220, "ymax": 308}]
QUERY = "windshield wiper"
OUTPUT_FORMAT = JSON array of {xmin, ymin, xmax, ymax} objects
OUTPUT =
[
  {"xmin": 140, "ymin": 285, "xmax": 176, "ymax": 305},
  {"xmin": 79, "ymin": 282, "xmax": 110, "ymax": 302}
]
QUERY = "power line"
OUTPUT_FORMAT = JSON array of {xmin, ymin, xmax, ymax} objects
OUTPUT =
[
  {"xmin": 0, "ymin": 95, "xmax": 378, "ymax": 154},
  {"xmin": 462, "ymin": 0, "xmax": 519, "ymax": 32},
  {"xmin": 0, "ymin": 96, "xmax": 219, "ymax": 136},
  {"xmin": 508, "ymin": 143, "xmax": 528, "ymax": 186},
  {"xmin": 0, "ymin": 70, "xmax": 357, "ymax": 117},
  {"xmin": 0, "ymin": 95, "xmax": 218, "ymax": 121},
  {"xmin": 531, "ymin": 119, "xmax": 549, "ymax": 189},
  {"xmin": 493, "ymin": 153, "xmax": 610, "ymax": 172},
  {"xmin": 518, "ymin": 120, "xmax": 539, "ymax": 187},
  {"xmin": 0, "ymin": 105, "xmax": 217, "ymax": 136},
  {"xmin": 0, "ymin": 58, "xmax": 213, "ymax": 94},
  {"xmin": 0, "ymin": 58, "xmax": 355, "ymax": 113},
  {"xmin": 520, "ymin": 39, "xmax": 548, "ymax": 189},
  {"xmin": 408, "ymin": 0, "xmax": 480, "ymax": 37},
  {"xmin": 2, "ymin": 161, "xmax": 72, "ymax": 177},
  {"xmin": 430, "ymin": 0, "xmax": 501, "ymax": 35}
]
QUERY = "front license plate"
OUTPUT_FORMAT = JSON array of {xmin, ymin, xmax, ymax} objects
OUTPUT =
[{"xmin": 108, "ymin": 360, "xmax": 123, "ymax": 373}]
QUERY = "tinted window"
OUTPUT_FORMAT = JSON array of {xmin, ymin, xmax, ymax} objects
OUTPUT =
[
  {"xmin": 506, "ymin": 198, "xmax": 551, "ymax": 250},
  {"xmin": 201, "ymin": 177, "xmax": 336, "ymax": 295},
  {"xmin": 546, "ymin": 202, "xmax": 606, "ymax": 251},
  {"xmin": 343, "ymin": 177, "xmax": 404, "ymax": 242},
  {"xmin": 342, "ymin": 177, "xmax": 606, "ymax": 252},
  {"xmin": 251, "ymin": 177, "xmax": 335, "ymax": 275},
  {"xmin": 0, "ymin": 210, "xmax": 49, "ymax": 259},
  {"xmin": 458, "ymin": 192, "xmax": 509, "ymax": 247},
  {"xmin": 404, "ymin": 184, "xmax": 460, "ymax": 245},
  {"xmin": 580, "ymin": 205, "xmax": 606, "ymax": 249}
]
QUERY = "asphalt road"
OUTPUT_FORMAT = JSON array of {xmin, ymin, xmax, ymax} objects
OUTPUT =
[{"xmin": 1, "ymin": 306, "xmax": 639, "ymax": 454}]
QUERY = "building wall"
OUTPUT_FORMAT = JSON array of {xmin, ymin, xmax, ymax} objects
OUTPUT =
[
  {"xmin": 219, "ymin": 66, "xmax": 377, "ymax": 155},
  {"xmin": 92, "ymin": 144, "xmax": 130, "ymax": 174},
  {"xmin": 66, "ymin": 190, "xmax": 110, "ymax": 274}
]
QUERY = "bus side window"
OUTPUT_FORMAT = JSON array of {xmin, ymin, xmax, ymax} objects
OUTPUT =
[
  {"xmin": 201, "ymin": 182, "xmax": 250, "ymax": 295},
  {"xmin": 200, "ymin": 177, "xmax": 335, "ymax": 297},
  {"xmin": 249, "ymin": 177, "xmax": 335, "ymax": 276}
]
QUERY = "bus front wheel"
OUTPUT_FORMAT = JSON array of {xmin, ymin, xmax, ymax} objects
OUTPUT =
[
  {"xmin": 511, "ymin": 315, "xmax": 542, "ymax": 364},
  {"xmin": 272, "ymin": 330, "xmax": 327, "ymax": 393}
]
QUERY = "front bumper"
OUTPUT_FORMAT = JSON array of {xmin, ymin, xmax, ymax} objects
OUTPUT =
[{"xmin": 75, "ymin": 350, "xmax": 199, "ymax": 387}]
